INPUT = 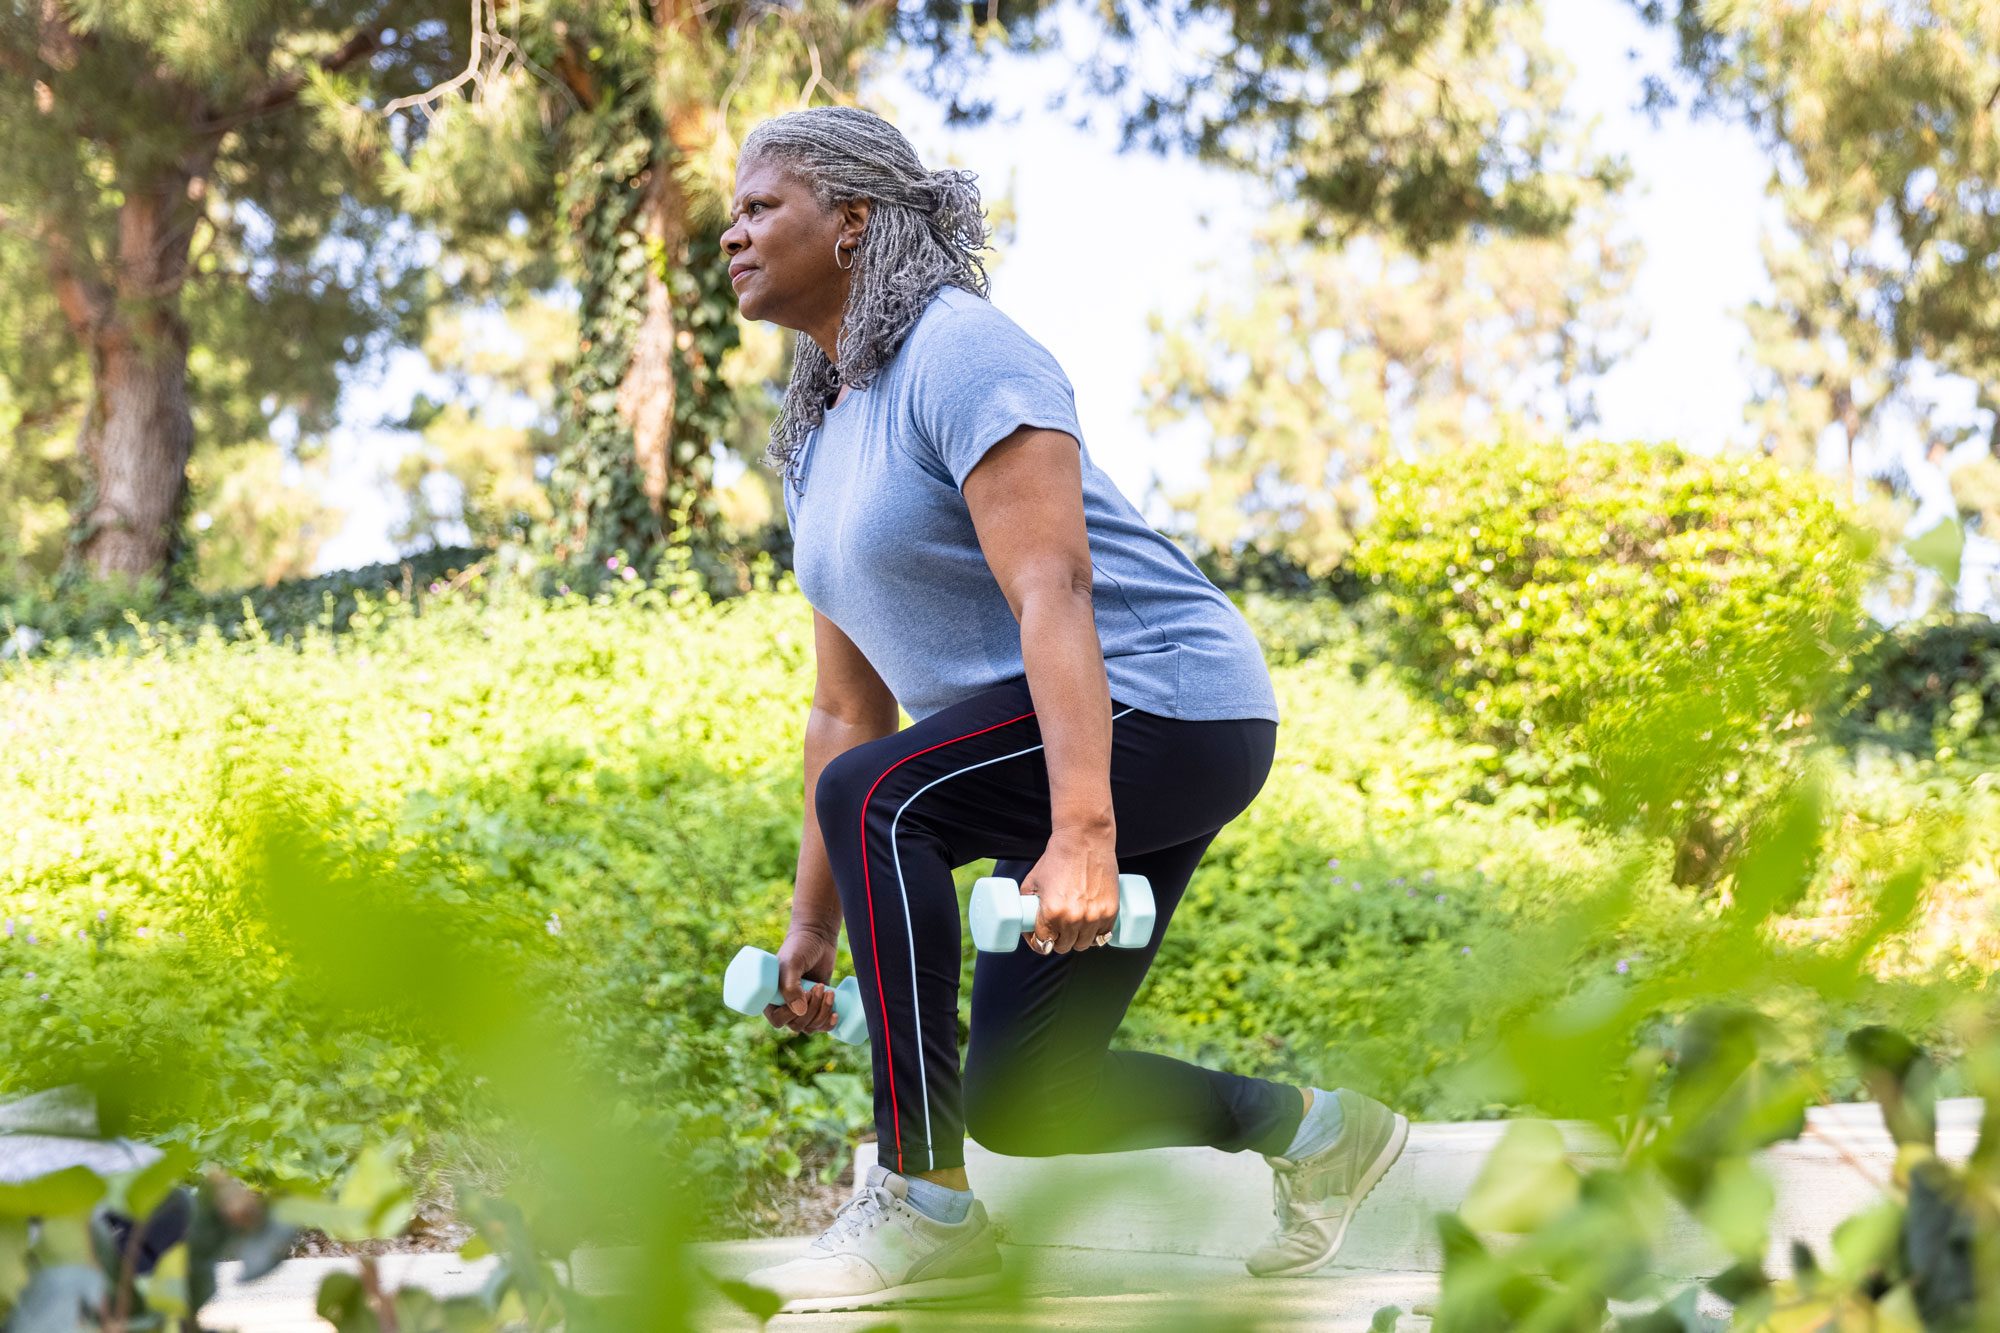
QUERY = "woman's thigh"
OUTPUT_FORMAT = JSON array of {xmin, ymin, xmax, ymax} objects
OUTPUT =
[
  {"xmin": 966, "ymin": 830, "xmax": 1225, "ymax": 1084},
  {"xmin": 817, "ymin": 673, "xmax": 1276, "ymax": 868}
]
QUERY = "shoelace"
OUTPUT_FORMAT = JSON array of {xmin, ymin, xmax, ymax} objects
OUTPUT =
[
  {"xmin": 1268, "ymin": 1164, "xmax": 1301, "ymax": 1234},
  {"xmin": 813, "ymin": 1184, "xmax": 895, "ymax": 1250}
]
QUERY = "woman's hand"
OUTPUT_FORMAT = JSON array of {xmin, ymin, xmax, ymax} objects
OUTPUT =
[
  {"xmin": 764, "ymin": 926, "xmax": 843, "ymax": 1036},
  {"xmin": 1018, "ymin": 823, "xmax": 1121, "ymax": 954}
]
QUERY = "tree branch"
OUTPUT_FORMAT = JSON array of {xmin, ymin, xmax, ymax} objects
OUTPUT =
[
  {"xmin": 381, "ymin": 0, "xmax": 488, "ymax": 121},
  {"xmin": 194, "ymin": 23, "xmax": 392, "ymax": 137}
]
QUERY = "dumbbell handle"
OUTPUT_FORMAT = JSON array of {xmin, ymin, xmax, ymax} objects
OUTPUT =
[
  {"xmin": 969, "ymin": 874, "xmax": 1156, "ymax": 951},
  {"xmin": 721, "ymin": 946, "xmax": 869, "ymax": 1045}
]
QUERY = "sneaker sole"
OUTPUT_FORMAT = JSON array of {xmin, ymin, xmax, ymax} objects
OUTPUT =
[
  {"xmin": 773, "ymin": 1266, "xmax": 1003, "ymax": 1314},
  {"xmin": 1252, "ymin": 1111, "xmax": 1410, "ymax": 1279}
]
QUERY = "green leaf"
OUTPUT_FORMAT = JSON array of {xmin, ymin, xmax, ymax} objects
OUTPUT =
[
  {"xmin": 1846, "ymin": 1027, "xmax": 1937, "ymax": 1150},
  {"xmin": 1905, "ymin": 518, "xmax": 1962, "ymax": 585},
  {"xmin": 274, "ymin": 1142, "xmax": 415, "ymax": 1243},
  {"xmin": 1369, "ymin": 1305, "xmax": 1404, "ymax": 1331},
  {"xmin": 0, "ymin": 1166, "xmax": 107, "ymax": 1219},
  {"xmin": 1696, "ymin": 1158, "xmax": 1773, "ymax": 1263},
  {"xmin": 716, "ymin": 1277, "xmax": 783, "ymax": 1322},
  {"xmin": 335, "ymin": 1142, "xmax": 416, "ymax": 1238},
  {"xmin": 9, "ymin": 1264, "xmax": 109, "ymax": 1331},
  {"xmin": 1460, "ymin": 1120, "xmax": 1581, "ymax": 1233},
  {"xmin": 116, "ymin": 1144, "xmax": 198, "ymax": 1222},
  {"xmin": 0, "ymin": 1219, "xmax": 29, "ymax": 1304},
  {"xmin": 135, "ymin": 1240, "xmax": 190, "ymax": 1316},
  {"xmin": 1705, "ymin": 1258, "xmax": 1768, "ymax": 1305},
  {"xmin": 1827, "ymin": 1200, "xmax": 1902, "ymax": 1284},
  {"xmin": 315, "ymin": 1269, "xmax": 380, "ymax": 1333},
  {"xmin": 272, "ymin": 1195, "xmax": 372, "ymax": 1242}
]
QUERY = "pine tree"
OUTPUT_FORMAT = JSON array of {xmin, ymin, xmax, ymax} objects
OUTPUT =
[
  {"xmin": 1139, "ymin": 2, "xmax": 1640, "ymax": 580},
  {"xmin": 0, "ymin": 2, "xmax": 469, "ymax": 594}
]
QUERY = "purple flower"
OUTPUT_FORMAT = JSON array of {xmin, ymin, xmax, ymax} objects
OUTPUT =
[
  {"xmin": 1435, "ymin": 894, "xmax": 1446, "ymax": 903},
  {"xmin": 1326, "ymin": 858, "xmax": 1340, "ymax": 869},
  {"xmin": 1461, "ymin": 946, "xmax": 1472, "ymax": 956},
  {"xmin": 24, "ymin": 934, "xmax": 35, "ymax": 945},
  {"xmin": 1422, "ymin": 870, "xmax": 1436, "ymax": 883},
  {"xmin": 1616, "ymin": 958, "xmax": 1631, "ymax": 974},
  {"xmin": 1332, "ymin": 876, "xmax": 1344, "ymax": 886},
  {"xmin": 606, "ymin": 556, "xmax": 620, "ymax": 570},
  {"xmin": 136, "ymin": 928, "xmax": 150, "ymax": 938},
  {"xmin": 1391, "ymin": 877, "xmax": 1405, "ymax": 886},
  {"xmin": 96, "ymin": 909, "xmax": 106, "ymax": 923},
  {"xmin": 1406, "ymin": 887, "xmax": 1418, "ymax": 898},
  {"xmin": 24, "ymin": 971, "xmax": 34, "ymax": 980}
]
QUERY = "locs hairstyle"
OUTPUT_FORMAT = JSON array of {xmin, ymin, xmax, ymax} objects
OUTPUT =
[{"xmin": 737, "ymin": 106, "xmax": 993, "ymax": 493}]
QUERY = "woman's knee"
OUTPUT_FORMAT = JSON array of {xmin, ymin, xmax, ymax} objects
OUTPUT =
[
  {"xmin": 813, "ymin": 744, "xmax": 881, "ymax": 846},
  {"xmin": 963, "ymin": 1053, "xmax": 1090, "ymax": 1158}
]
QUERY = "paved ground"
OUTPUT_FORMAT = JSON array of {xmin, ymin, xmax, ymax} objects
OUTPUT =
[
  {"xmin": 197, "ymin": 1241, "xmax": 1444, "ymax": 1331},
  {"xmin": 188, "ymin": 1099, "xmax": 1980, "ymax": 1329}
]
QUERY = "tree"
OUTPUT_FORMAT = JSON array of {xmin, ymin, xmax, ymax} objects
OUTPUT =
[
  {"xmin": 0, "ymin": 2, "xmax": 469, "ymax": 594},
  {"xmin": 388, "ymin": 293, "xmax": 569, "ymax": 553},
  {"xmin": 1739, "ymin": 179, "xmax": 1899, "ymax": 472},
  {"xmin": 1139, "ymin": 1, "xmax": 1640, "ymax": 579},
  {"xmin": 1638, "ymin": 0, "xmax": 2000, "ymax": 459},
  {"xmin": 378, "ymin": 0, "xmax": 1632, "ymax": 585}
]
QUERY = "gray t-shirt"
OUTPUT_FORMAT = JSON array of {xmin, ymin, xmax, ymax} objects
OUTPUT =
[{"xmin": 783, "ymin": 284, "xmax": 1280, "ymax": 726}]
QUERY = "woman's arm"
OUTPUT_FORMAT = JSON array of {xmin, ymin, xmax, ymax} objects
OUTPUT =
[
  {"xmin": 961, "ymin": 425, "xmax": 1121, "ymax": 953},
  {"xmin": 771, "ymin": 612, "xmax": 900, "ymax": 1034},
  {"xmin": 797, "ymin": 609, "xmax": 901, "ymax": 931}
]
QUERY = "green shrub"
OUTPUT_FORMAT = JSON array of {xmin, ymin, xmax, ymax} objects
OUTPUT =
[
  {"xmin": 2, "ymin": 561, "xmax": 1988, "ymax": 1241},
  {"xmin": 1832, "ymin": 614, "xmax": 2000, "ymax": 763},
  {"xmin": 1352, "ymin": 434, "xmax": 1873, "ymax": 870}
]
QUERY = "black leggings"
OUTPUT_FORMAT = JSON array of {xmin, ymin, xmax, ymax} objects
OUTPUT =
[{"xmin": 814, "ymin": 673, "xmax": 1303, "ymax": 1174}]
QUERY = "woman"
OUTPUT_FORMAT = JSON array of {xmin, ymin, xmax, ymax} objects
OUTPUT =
[{"xmin": 722, "ymin": 105, "xmax": 1407, "ymax": 1314}]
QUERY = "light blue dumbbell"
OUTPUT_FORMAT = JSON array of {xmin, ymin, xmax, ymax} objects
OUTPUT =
[
  {"xmin": 722, "ymin": 946, "xmax": 869, "ymax": 1046},
  {"xmin": 968, "ymin": 874, "xmax": 1157, "ymax": 952}
]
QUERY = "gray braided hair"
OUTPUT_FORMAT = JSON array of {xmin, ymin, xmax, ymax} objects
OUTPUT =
[{"xmin": 737, "ymin": 106, "xmax": 994, "ymax": 492}]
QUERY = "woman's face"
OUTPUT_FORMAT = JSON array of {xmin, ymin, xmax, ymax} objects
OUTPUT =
[{"xmin": 721, "ymin": 154, "xmax": 866, "ymax": 337}]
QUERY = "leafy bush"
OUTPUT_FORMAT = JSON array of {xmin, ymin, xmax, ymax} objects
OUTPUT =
[
  {"xmin": 0, "ymin": 544, "xmax": 495, "ymax": 653},
  {"xmin": 1833, "ymin": 614, "xmax": 2000, "ymax": 763},
  {"xmin": 2, "ymin": 557, "xmax": 1991, "ymax": 1242},
  {"xmin": 1352, "ymin": 434, "xmax": 1872, "ymax": 878}
]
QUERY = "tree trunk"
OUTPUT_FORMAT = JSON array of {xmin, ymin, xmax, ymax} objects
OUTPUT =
[
  {"xmin": 48, "ymin": 167, "xmax": 204, "ymax": 586},
  {"xmin": 616, "ymin": 147, "xmax": 681, "ymax": 526},
  {"xmin": 75, "ymin": 316, "xmax": 195, "ymax": 583}
]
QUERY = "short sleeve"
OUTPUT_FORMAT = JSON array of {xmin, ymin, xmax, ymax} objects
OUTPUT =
[{"xmin": 909, "ymin": 308, "xmax": 1083, "ymax": 490}]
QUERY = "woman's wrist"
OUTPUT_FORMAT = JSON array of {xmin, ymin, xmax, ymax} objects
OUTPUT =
[{"xmin": 788, "ymin": 914, "xmax": 841, "ymax": 946}]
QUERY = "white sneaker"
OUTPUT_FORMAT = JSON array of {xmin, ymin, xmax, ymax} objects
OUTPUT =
[
  {"xmin": 741, "ymin": 1164, "xmax": 1003, "ymax": 1313},
  {"xmin": 1247, "ymin": 1088, "xmax": 1410, "ymax": 1278}
]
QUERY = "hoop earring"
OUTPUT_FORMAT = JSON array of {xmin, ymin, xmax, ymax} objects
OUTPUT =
[{"xmin": 834, "ymin": 236, "xmax": 856, "ymax": 271}]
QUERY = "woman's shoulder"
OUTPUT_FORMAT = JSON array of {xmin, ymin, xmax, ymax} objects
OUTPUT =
[{"xmin": 905, "ymin": 285, "xmax": 1062, "ymax": 374}]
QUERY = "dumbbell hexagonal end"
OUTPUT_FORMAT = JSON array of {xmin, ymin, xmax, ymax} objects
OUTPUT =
[
  {"xmin": 831, "ymin": 976, "xmax": 869, "ymax": 1045},
  {"xmin": 722, "ymin": 945, "xmax": 780, "ymax": 1016},
  {"xmin": 969, "ymin": 877, "xmax": 1031, "ymax": 952},
  {"xmin": 1111, "ymin": 874, "xmax": 1156, "ymax": 948}
]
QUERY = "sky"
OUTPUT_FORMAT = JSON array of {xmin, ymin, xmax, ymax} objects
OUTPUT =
[{"xmin": 312, "ymin": 0, "xmax": 1780, "ymax": 574}]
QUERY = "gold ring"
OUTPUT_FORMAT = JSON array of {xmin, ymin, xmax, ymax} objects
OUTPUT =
[
  {"xmin": 1094, "ymin": 931, "xmax": 1112, "ymax": 948},
  {"xmin": 1031, "ymin": 936, "xmax": 1054, "ymax": 955}
]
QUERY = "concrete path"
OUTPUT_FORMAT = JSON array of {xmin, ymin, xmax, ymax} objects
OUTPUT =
[
  {"xmin": 194, "ymin": 1098, "xmax": 1979, "ymax": 1330},
  {"xmin": 195, "ymin": 1242, "xmax": 1445, "ymax": 1332}
]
